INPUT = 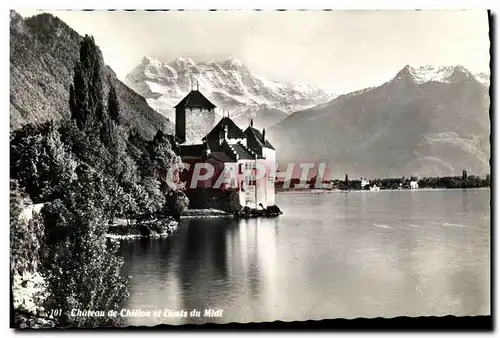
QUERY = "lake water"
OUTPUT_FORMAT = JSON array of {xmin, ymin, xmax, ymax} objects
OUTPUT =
[{"xmin": 119, "ymin": 189, "xmax": 490, "ymax": 326}]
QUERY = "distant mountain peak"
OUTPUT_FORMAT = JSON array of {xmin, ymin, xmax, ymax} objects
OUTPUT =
[
  {"xmin": 142, "ymin": 56, "xmax": 157, "ymax": 65},
  {"xmin": 125, "ymin": 55, "xmax": 334, "ymax": 129},
  {"xmin": 174, "ymin": 56, "xmax": 196, "ymax": 69},
  {"xmin": 268, "ymin": 62, "xmax": 490, "ymax": 178},
  {"xmin": 220, "ymin": 56, "xmax": 245, "ymax": 69},
  {"xmin": 393, "ymin": 64, "xmax": 488, "ymax": 86},
  {"xmin": 393, "ymin": 64, "xmax": 414, "ymax": 82}
]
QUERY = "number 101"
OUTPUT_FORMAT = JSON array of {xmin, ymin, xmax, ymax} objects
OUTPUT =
[{"xmin": 50, "ymin": 309, "xmax": 62, "ymax": 317}]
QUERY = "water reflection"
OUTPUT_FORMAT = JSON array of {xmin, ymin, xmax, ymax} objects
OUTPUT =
[{"xmin": 120, "ymin": 189, "xmax": 490, "ymax": 325}]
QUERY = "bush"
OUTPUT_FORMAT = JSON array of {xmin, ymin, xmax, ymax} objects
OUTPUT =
[
  {"xmin": 10, "ymin": 180, "xmax": 49, "ymax": 325},
  {"xmin": 10, "ymin": 180, "xmax": 44, "ymax": 275},
  {"xmin": 164, "ymin": 189, "xmax": 189, "ymax": 221},
  {"xmin": 39, "ymin": 165, "xmax": 129, "ymax": 328},
  {"xmin": 10, "ymin": 122, "xmax": 78, "ymax": 203}
]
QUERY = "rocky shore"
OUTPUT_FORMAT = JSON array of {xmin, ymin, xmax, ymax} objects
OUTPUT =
[
  {"xmin": 180, "ymin": 208, "xmax": 233, "ymax": 219},
  {"xmin": 105, "ymin": 217, "xmax": 179, "ymax": 240},
  {"xmin": 235, "ymin": 205, "xmax": 283, "ymax": 219},
  {"xmin": 180, "ymin": 205, "xmax": 284, "ymax": 219}
]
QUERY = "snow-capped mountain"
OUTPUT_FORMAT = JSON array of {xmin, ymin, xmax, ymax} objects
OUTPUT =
[
  {"xmin": 125, "ymin": 56, "xmax": 335, "ymax": 129},
  {"xmin": 394, "ymin": 64, "xmax": 490, "ymax": 86},
  {"xmin": 268, "ymin": 64, "xmax": 490, "ymax": 178}
]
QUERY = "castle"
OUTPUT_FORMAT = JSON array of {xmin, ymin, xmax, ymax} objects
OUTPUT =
[{"xmin": 174, "ymin": 87, "xmax": 276, "ymax": 209}]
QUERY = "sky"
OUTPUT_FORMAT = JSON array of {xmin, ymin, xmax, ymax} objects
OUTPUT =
[{"xmin": 17, "ymin": 9, "xmax": 490, "ymax": 94}]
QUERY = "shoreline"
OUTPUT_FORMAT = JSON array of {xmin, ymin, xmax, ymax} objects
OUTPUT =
[
  {"xmin": 104, "ymin": 231, "xmax": 175, "ymax": 240},
  {"xmin": 180, "ymin": 209, "xmax": 233, "ymax": 219},
  {"xmin": 105, "ymin": 218, "xmax": 179, "ymax": 240},
  {"xmin": 277, "ymin": 187, "xmax": 490, "ymax": 193},
  {"xmin": 180, "ymin": 206, "xmax": 284, "ymax": 220}
]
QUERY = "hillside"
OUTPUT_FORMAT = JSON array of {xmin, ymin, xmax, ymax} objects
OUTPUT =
[
  {"xmin": 268, "ymin": 65, "xmax": 491, "ymax": 179},
  {"xmin": 10, "ymin": 11, "xmax": 174, "ymax": 139},
  {"xmin": 125, "ymin": 56, "xmax": 334, "ymax": 130}
]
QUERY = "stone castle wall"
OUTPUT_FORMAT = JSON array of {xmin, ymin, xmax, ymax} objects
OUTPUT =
[{"xmin": 185, "ymin": 108, "xmax": 215, "ymax": 143}]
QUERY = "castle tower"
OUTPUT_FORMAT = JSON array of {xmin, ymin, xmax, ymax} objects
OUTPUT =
[{"xmin": 174, "ymin": 86, "xmax": 216, "ymax": 144}]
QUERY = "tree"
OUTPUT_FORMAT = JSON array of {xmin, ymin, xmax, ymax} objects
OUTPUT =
[
  {"xmin": 164, "ymin": 189, "xmax": 189, "ymax": 221},
  {"xmin": 467, "ymin": 175, "xmax": 480, "ymax": 188},
  {"xmin": 10, "ymin": 180, "xmax": 44, "ymax": 276},
  {"xmin": 136, "ymin": 176, "xmax": 166, "ymax": 220},
  {"xmin": 40, "ymin": 164, "xmax": 128, "ymax": 327},
  {"xmin": 127, "ymin": 131, "xmax": 153, "ymax": 178},
  {"xmin": 100, "ymin": 84, "xmax": 120, "ymax": 147},
  {"xmin": 148, "ymin": 130, "xmax": 180, "ymax": 180},
  {"xmin": 69, "ymin": 35, "xmax": 109, "ymax": 144},
  {"xmin": 10, "ymin": 122, "xmax": 78, "ymax": 203},
  {"xmin": 10, "ymin": 180, "xmax": 49, "ymax": 327},
  {"xmin": 104, "ymin": 126, "xmax": 140, "ymax": 192},
  {"xmin": 70, "ymin": 36, "xmax": 104, "ymax": 132},
  {"xmin": 67, "ymin": 37, "xmax": 111, "ymax": 171},
  {"xmin": 462, "ymin": 170, "xmax": 468, "ymax": 180},
  {"xmin": 10, "ymin": 124, "xmax": 45, "ymax": 200},
  {"xmin": 38, "ymin": 125, "xmax": 78, "ymax": 201},
  {"xmin": 101, "ymin": 175, "xmax": 127, "ymax": 225}
]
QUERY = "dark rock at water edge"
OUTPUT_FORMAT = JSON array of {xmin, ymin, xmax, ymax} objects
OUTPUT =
[
  {"xmin": 106, "ymin": 218, "xmax": 178, "ymax": 239},
  {"xmin": 181, "ymin": 209, "xmax": 233, "ymax": 218},
  {"xmin": 235, "ymin": 205, "xmax": 283, "ymax": 219}
]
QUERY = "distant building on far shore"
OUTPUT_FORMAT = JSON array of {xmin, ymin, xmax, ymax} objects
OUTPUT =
[{"xmin": 410, "ymin": 180, "xmax": 419, "ymax": 189}]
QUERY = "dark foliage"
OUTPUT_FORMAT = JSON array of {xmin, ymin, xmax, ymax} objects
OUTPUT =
[
  {"xmin": 10, "ymin": 180, "xmax": 44, "ymax": 276},
  {"xmin": 10, "ymin": 122, "xmax": 77, "ymax": 203},
  {"xmin": 185, "ymin": 188, "xmax": 239, "ymax": 214},
  {"xmin": 40, "ymin": 164, "xmax": 129, "ymax": 328},
  {"xmin": 276, "ymin": 174, "xmax": 490, "ymax": 191},
  {"xmin": 417, "ymin": 175, "xmax": 490, "ymax": 189},
  {"xmin": 10, "ymin": 34, "xmax": 188, "ymax": 328}
]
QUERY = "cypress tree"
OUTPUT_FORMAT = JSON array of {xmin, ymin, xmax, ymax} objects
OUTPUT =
[
  {"xmin": 32, "ymin": 35, "xmax": 130, "ymax": 328},
  {"xmin": 69, "ymin": 35, "xmax": 107, "ymax": 136},
  {"xmin": 101, "ymin": 83, "xmax": 120, "ymax": 147}
]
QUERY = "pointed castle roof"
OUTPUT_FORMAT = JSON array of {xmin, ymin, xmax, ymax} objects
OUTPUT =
[
  {"xmin": 203, "ymin": 117, "xmax": 247, "ymax": 142},
  {"xmin": 244, "ymin": 126, "xmax": 275, "ymax": 150},
  {"xmin": 174, "ymin": 89, "xmax": 216, "ymax": 109}
]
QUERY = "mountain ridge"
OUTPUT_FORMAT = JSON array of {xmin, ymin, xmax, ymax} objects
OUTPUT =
[
  {"xmin": 125, "ymin": 55, "xmax": 335, "ymax": 130},
  {"xmin": 394, "ymin": 64, "xmax": 489, "ymax": 85},
  {"xmin": 267, "ymin": 64, "xmax": 490, "ymax": 179},
  {"xmin": 10, "ymin": 11, "xmax": 174, "ymax": 139}
]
